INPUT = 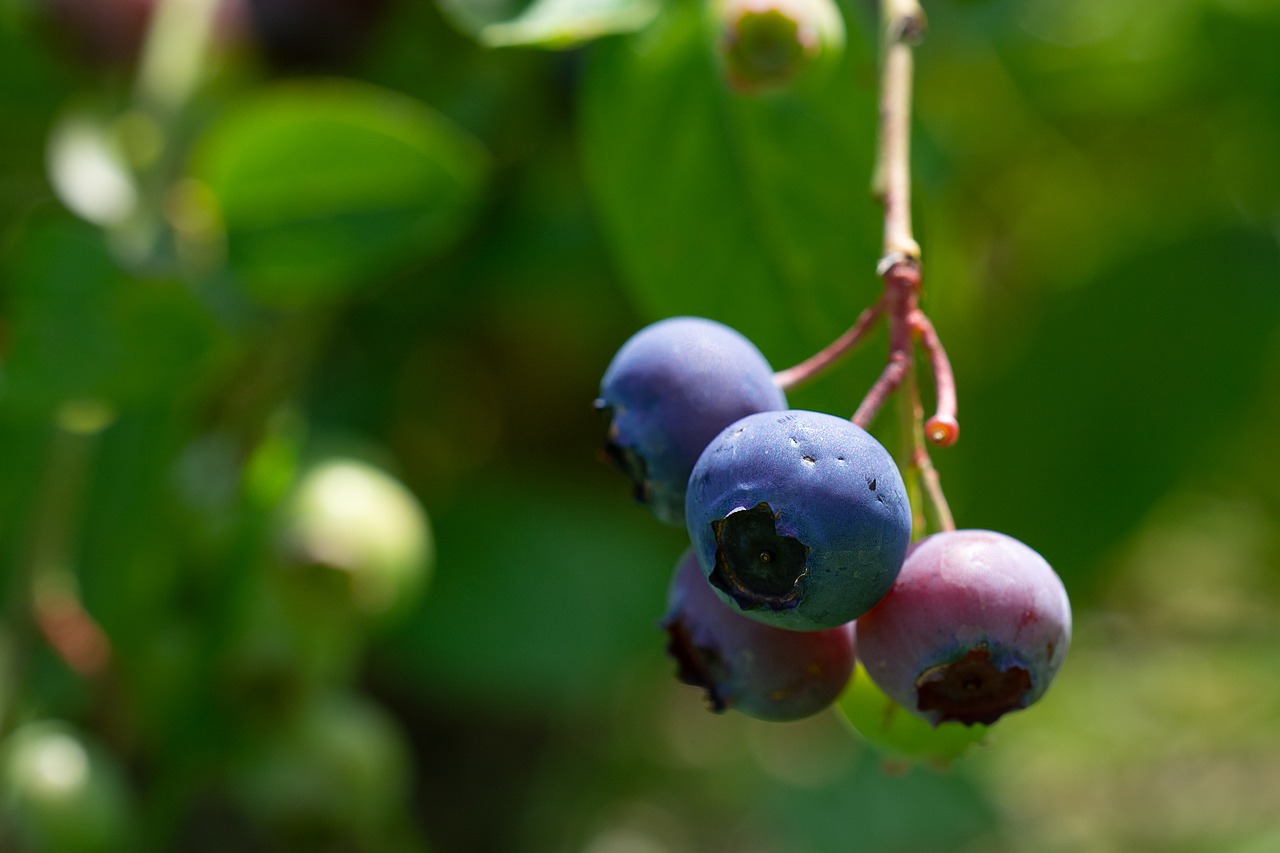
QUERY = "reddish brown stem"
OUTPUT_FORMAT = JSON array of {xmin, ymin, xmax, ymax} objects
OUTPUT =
[
  {"xmin": 33, "ymin": 582, "xmax": 112, "ymax": 677},
  {"xmin": 911, "ymin": 312, "xmax": 959, "ymax": 447},
  {"xmin": 853, "ymin": 355, "xmax": 907, "ymax": 428},
  {"xmin": 774, "ymin": 301, "xmax": 885, "ymax": 390},
  {"xmin": 852, "ymin": 261, "xmax": 919, "ymax": 428},
  {"xmin": 905, "ymin": 384, "xmax": 956, "ymax": 532}
]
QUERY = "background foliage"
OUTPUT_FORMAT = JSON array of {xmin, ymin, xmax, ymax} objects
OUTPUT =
[{"xmin": 1, "ymin": 0, "xmax": 1279, "ymax": 849}]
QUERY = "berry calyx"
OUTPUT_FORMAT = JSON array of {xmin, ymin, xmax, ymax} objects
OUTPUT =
[
  {"xmin": 710, "ymin": 501, "xmax": 809, "ymax": 610},
  {"xmin": 714, "ymin": 0, "xmax": 845, "ymax": 94}
]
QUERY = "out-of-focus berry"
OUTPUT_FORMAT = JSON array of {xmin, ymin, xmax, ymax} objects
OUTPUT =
[
  {"xmin": 234, "ymin": 691, "xmax": 412, "ymax": 845},
  {"xmin": 276, "ymin": 458, "xmax": 433, "ymax": 623},
  {"xmin": 713, "ymin": 0, "xmax": 844, "ymax": 94},
  {"xmin": 0, "ymin": 721, "xmax": 131, "ymax": 853}
]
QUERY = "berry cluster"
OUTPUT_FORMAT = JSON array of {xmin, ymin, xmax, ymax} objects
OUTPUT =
[{"xmin": 598, "ymin": 317, "xmax": 1071, "ymax": 730}]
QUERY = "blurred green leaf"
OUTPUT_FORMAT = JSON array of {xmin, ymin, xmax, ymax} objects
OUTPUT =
[
  {"xmin": 435, "ymin": 0, "xmax": 530, "ymax": 36},
  {"xmin": 191, "ymin": 80, "xmax": 490, "ymax": 306},
  {"xmin": 481, "ymin": 0, "xmax": 660, "ymax": 48},
  {"xmin": 1, "ymin": 213, "xmax": 222, "ymax": 416},
  {"xmin": 383, "ymin": 471, "xmax": 686, "ymax": 714},
  {"xmin": 580, "ymin": 1, "xmax": 881, "ymax": 366},
  {"xmin": 949, "ymin": 228, "xmax": 1280, "ymax": 592}
]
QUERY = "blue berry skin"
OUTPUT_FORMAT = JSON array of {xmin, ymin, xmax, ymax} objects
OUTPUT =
[
  {"xmin": 597, "ymin": 317, "xmax": 787, "ymax": 525},
  {"xmin": 662, "ymin": 550, "xmax": 856, "ymax": 721},
  {"xmin": 685, "ymin": 410, "xmax": 911, "ymax": 631},
  {"xmin": 856, "ymin": 530, "xmax": 1071, "ymax": 727}
]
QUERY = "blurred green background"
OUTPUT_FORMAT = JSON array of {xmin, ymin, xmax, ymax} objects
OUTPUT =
[{"xmin": 1, "ymin": 0, "xmax": 1279, "ymax": 849}]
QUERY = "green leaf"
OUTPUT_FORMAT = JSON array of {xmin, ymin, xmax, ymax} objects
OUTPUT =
[
  {"xmin": 0, "ymin": 213, "xmax": 222, "ymax": 417},
  {"xmin": 191, "ymin": 80, "xmax": 489, "ymax": 306},
  {"xmin": 437, "ymin": 0, "xmax": 657, "ymax": 48},
  {"xmin": 481, "ymin": 0, "xmax": 660, "ymax": 48},
  {"xmin": 837, "ymin": 663, "xmax": 987, "ymax": 767},
  {"xmin": 382, "ymin": 471, "xmax": 686, "ymax": 714},
  {"xmin": 948, "ymin": 229, "xmax": 1280, "ymax": 592},
  {"xmin": 580, "ymin": 1, "xmax": 881, "ymax": 367}
]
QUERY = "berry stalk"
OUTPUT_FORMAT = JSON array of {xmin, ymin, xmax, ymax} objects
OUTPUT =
[
  {"xmin": 871, "ymin": 0, "xmax": 925, "ymax": 266},
  {"xmin": 773, "ymin": 0, "xmax": 958, "ymax": 485},
  {"xmin": 868, "ymin": 0, "xmax": 955, "ymax": 534},
  {"xmin": 8, "ymin": 406, "xmax": 116, "ymax": 703}
]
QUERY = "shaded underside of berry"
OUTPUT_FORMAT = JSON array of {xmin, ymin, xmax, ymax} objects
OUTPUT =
[
  {"xmin": 663, "ymin": 614, "xmax": 729, "ymax": 712},
  {"xmin": 595, "ymin": 402, "xmax": 650, "ymax": 503},
  {"xmin": 661, "ymin": 550, "xmax": 855, "ymax": 721}
]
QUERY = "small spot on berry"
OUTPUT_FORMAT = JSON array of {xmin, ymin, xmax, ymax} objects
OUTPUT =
[{"xmin": 802, "ymin": 455, "xmax": 816, "ymax": 464}]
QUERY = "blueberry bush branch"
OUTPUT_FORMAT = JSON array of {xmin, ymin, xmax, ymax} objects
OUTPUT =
[
  {"xmin": 872, "ymin": 0, "xmax": 957, "ymax": 533},
  {"xmin": 872, "ymin": 0, "xmax": 924, "ymax": 266},
  {"xmin": 773, "ymin": 0, "xmax": 956, "ymax": 532},
  {"xmin": 771, "ymin": 300, "xmax": 883, "ymax": 389},
  {"xmin": 597, "ymin": 0, "xmax": 1072, "ymax": 734}
]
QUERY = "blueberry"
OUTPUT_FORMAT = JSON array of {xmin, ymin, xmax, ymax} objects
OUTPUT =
[
  {"xmin": 685, "ymin": 410, "xmax": 911, "ymax": 631},
  {"xmin": 597, "ymin": 317, "xmax": 786, "ymax": 525},
  {"xmin": 662, "ymin": 550, "xmax": 855, "ymax": 721},
  {"xmin": 855, "ymin": 530, "xmax": 1072, "ymax": 726}
]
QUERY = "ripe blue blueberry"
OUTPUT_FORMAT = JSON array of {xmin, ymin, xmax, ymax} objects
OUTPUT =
[
  {"xmin": 855, "ymin": 530, "xmax": 1072, "ymax": 726},
  {"xmin": 662, "ymin": 550, "xmax": 855, "ymax": 721},
  {"xmin": 685, "ymin": 410, "xmax": 911, "ymax": 631},
  {"xmin": 597, "ymin": 317, "xmax": 786, "ymax": 525}
]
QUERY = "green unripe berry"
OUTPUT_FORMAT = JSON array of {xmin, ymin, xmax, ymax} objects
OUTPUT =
[
  {"xmin": 0, "ymin": 722, "xmax": 131, "ymax": 853},
  {"xmin": 713, "ymin": 0, "xmax": 845, "ymax": 93},
  {"xmin": 234, "ymin": 691, "xmax": 413, "ymax": 844},
  {"xmin": 277, "ymin": 458, "xmax": 434, "ymax": 623}
]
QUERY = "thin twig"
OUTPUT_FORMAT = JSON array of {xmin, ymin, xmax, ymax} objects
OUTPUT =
[
  {"xmin": 774, "ymin": 300, "xmax": 885, "ymax": 390},
  {"xmin": 33, "ymin": 572, "xmax": 112, "ymax": 677},
  {"xmin": 853, "ymin": 265, "xmax": 918, "ymax": 427},
  {"xmin": 911, "ymin": 312, "xmax": 959, "ymax": 446},
  {"xmin": 874, "ymin": 0, "xmax": 925, "ymax": 264},
  {"xmin": 864, "ymin": 0, "xmax": 955, "ymax": 532},
  {"xmin": 905, "ymin": 376, "xmax": 956, "ymax": 532}
]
